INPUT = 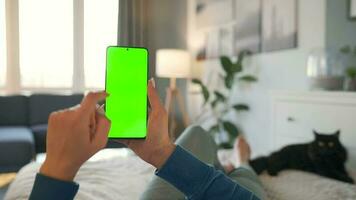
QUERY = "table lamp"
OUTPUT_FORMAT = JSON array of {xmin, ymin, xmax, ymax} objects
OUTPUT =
[{"xmin": 156, "ymin": 49, "xmax": 191, "ymax": 139}]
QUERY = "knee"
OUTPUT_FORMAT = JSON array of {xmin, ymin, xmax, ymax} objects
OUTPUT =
[{"xmin": 176, "ymin": 125, "xmax": 209, "ymax": 142}]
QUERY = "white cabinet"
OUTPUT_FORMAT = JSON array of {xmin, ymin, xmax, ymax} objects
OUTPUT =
[{"xmin": 271, "ymin": 91, "xmax": 356, "ymax": 168}]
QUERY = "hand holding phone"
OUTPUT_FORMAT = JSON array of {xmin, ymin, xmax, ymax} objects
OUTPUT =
[{"xmin": 117, "ymin": 80, "xmax": 176, "ymax": 169}]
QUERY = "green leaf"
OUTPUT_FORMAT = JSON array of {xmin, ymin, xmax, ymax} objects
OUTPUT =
[
  {"xmin": 222, "ymin": 121, "xmax": 239, "ymax": 137},
  {"xmin": 202, "ymin": 86, "xmax": 210, "ymax": 104},
  {"xmin": 191, "ymin": 78, "xmax": 209, "ymax": 104},
  {"xmin": 211, "ymin": 91, "xmax": 226, "ymax": 108},
  {"xmin": 220, "ymin": 56, "xmax": 233, "ymax": 74},
  {"xmin": 211, "ymin": 99, "xmax": 219, "ymax": 108},
  {"xmin": 346, "ymin": 67, "xmax": 356, "ymax": 79},
  {"xmin": 209, "ymin": 124, "xmax": 220, "ymax": 135},
  {"xmin": 231, "ymin": 63, "xmax": 242, "ymax": 74},
  {"xmin": 239, "ymin": 75, "xmax": 258, "ymax": 82},
  {"xmin": 219, "ymin": 142, "xmax": 233, "ymax": 149},
  {"xmin": 233, "ymin": 104, "xmax": 249, "ymax": 111},
  {"xmin": 340, "ymin": 45, "xmax": 351, "ymax": 54},
  {"xmin": 192, "ymin": 78, "xmax": 203, "ymax": 85},
  {"xmin": 224, "ymin": 74, "xmax": 234, "ymax": 89},
  {"xmin": 214, "ymin": 91, "xmax": 226, "ymax": 102}
]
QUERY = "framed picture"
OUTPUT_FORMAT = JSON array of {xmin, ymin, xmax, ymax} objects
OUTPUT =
[
  {"xmin": 261, "ymin": 0, "xmax": 298, "ymax": 52},
  {"xmin": 193, "ymin": 0, "xmax": 299, "ymax": 60},
  {"xmin": 196, "ymin": 0, "xmax": 234, "ymax": 29},
  {"xmin": 350, "ymin": 0, "xmax": 356, "ymax": 19},
  {"xmin": 234, "ymin": 0, "xmax": 261, "ymax": 54}
]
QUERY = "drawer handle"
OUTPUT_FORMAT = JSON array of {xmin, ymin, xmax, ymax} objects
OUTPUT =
[{"xmin": 287, "ymin": 117, "xmax": 295, "ymax": 122}]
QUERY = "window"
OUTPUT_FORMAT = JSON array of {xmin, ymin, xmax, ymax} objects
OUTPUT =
[
  {"xmin": 0, "ymin": 0, "xmax": 6, "ymax": 87},
  {"xmin": 84, "ymin": 0, "xmax": 118, "ymax": 88},
  {"xmin": 19, "ymin": 0, "xmax": 73, "ymax": 88}
]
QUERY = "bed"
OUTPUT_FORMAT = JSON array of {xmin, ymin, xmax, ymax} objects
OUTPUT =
[{"xmin": 4, "ymin": 148, "xmax": 356, "ymax": 200}]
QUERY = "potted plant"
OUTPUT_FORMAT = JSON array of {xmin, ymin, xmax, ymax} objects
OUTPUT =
[
  {"xmin": 345, "ymin": 67, "xmax": 356, "ymax": 91},
  {"xmin": 192, "ymin": 51, "xmax": 257, "ymax": 149},
  {"xmin": 340, "ymin": 45, "xmax": 356, "ymax": 91}
]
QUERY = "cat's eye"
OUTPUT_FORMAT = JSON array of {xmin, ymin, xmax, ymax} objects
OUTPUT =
[
  {"xmin": 328, "ymin": 142, "xmax": 334, "ymax": 147},
  {"xmin": 318, "ymin": 141, "xmax": 325, "ymax": 147}
]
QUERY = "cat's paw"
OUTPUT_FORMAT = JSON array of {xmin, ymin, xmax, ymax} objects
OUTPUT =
[
  {"xmin": 267, "ymin": 169, "xmax": 278, "ymax": 176},
  {"xmin": 337, "ymin": 175, "xmax": 355, "ymax": 184},
  {"xmin": 345, "ymin": 177, "xmax": 355, "ymax": 184}
]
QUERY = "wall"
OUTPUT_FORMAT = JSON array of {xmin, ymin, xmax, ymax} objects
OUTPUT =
[
  {"xmin": 326, "ymin": 0, "xmax": 356, "ymax": 48},
  {"xmin": 146, "ymin": 0, "xmax": 188, "ymax": 136},
  {"xmin": 187, "ymin": 0, "xmax": 327, "ymax": 156}
]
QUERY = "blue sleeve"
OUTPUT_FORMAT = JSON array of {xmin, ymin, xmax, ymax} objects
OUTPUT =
[
  {"xmin": 29, "ymin": 173, "xmax": 79, "ymax": 200},
  {"xmin": 156, "ymin": 145, "xmax": 260, "ymax": 200}
]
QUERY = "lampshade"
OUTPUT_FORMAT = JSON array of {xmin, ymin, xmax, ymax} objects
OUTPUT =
[{"xmin": 156, "ymin": 49, "xmax": 191, "ymax": 78}]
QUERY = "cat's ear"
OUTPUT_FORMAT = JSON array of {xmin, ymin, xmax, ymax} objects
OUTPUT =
[
  {"xmin": 313, "ymin": 130, "xmax": 319, "ymax": 137},
  {"xmin": 334, "ymin": 130, "xmax": 340, "ymax": 137}
]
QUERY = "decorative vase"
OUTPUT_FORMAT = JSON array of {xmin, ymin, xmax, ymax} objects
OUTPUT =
[
  {"xmin": 307, "ymin": 48, "xmax": 345, "ymax": 91},
  {"xmin": 344, "ymin": 78, "xmax": 356, "ymax": 91}
]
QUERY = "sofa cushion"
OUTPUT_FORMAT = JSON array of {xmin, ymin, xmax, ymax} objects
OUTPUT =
[
  {"xmin": 0, "ymin": 95, "xmax": 28, "ymax": 126},
  {"xmin": 0, "ymin": 127, "xmax": 35, "ymax": 173},
  {"xmin": 29, "ymin": 94, "xmax": 83, "ymax": 125},
  {"xmin": 31, "ymin": 124, "xmax": 48, "ymax": 153}
]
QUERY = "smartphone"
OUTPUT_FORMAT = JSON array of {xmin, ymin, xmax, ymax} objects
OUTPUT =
[{"xmin": 105, "ymin": 46, "xmax": 148, "ymax": 139}]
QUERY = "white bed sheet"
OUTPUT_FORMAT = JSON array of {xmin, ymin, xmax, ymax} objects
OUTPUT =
[
  {"xmin": 5, "ymin": 154, "xmax": 155, "ymax": 200},
  {"xmin": 5, "ymin": 150, "xmax": 356, "ymax": 200},
  {"xmin": 260, "ymin": 170, "xmax": 356, "ymax": 200}
]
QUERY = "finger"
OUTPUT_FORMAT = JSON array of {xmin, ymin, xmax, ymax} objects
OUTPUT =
[
  {"xmin": 90, "ymin": 111, "xmax": 96, "ymax": 134},
  {"xmin": 147, "ymin": 79, "xmax": 162, "ymax": 110},
  {"xmin": 96, "ymin": 104, "xmax": 106, "ymax": 116},
  {"xmin": 68, "ymin": 104, "xmax": 81, "ymax": 111},
  {"xmin": 81, "ymin": 91, "xmax": 108, "ymax": 114},
  {"xmin": 94, "ymin": 105, "xmax": 107, "ymax": 136},
  {"xmin": 92, "ymin": 115, "xmax": 111, "ymax": 150}
]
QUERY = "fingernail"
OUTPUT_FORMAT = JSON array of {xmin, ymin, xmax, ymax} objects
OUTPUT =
[
  {"xmin": 150, "ymin": 78, "xmax": 156, "ymax": 88},
  {"xmin": 97, "ymin": 104, "xmax": 106, "ymax": 115}
]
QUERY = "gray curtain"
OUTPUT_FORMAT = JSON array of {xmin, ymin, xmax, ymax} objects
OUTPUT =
[{"xmin": 117, "ymin": 0, "xmax": 147, "ymax": 47}]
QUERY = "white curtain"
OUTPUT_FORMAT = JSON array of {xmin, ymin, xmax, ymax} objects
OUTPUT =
[{"xmin": 5, "ymin": 0, "xmax": 21, "ymax": 94}]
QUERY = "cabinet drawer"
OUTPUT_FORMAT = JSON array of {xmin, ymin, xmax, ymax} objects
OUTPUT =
[{"xmin": 274, "ymin": 101, "xmax": 356, "ymax": 148}]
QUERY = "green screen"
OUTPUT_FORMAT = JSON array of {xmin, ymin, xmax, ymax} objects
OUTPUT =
[{"xmin": 106, "ymin": 46, "xmax": 148, "ymax": 138}]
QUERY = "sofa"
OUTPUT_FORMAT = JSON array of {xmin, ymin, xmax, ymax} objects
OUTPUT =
[{"xmin": 0, "ymin": 94, "xmax": 123, "ymax": 173}]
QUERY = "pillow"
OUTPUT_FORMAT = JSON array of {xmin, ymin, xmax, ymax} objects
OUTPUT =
[
  {"xmin": 0, "ymin": 95, "xmax": 28, "ymax": 126},
  {"xmin": 28, "ymin": 94, "xmax": 83, "ymax": 125}
]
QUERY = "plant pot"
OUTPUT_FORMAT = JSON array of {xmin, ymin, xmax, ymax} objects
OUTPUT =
[
  {"xmin": 309, "ymin": 76, "xmax": 345, "ymax": 91},
  {"xmin": 344, "ymin": 78, "xmax": 356, "ymax": 91}
]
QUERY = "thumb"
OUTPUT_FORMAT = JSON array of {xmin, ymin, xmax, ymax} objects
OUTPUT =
[
  {"xmin": 92, "ymin": 114, "xmax": 111, "ymax": 151},
  {"xmin": 147, "ymin": 79, "xmax": 163, "ymax": 110}
]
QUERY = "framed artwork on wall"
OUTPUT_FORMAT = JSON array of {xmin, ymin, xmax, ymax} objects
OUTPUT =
[
  {"xmin": 350, "ymin": 0, "xmax": 356, "ymax": 19},
  {"xmin": 196, "ymin": 0, "xmax": 234, "ymax": 29},
  {"xmin": 234, "ymin": 0, "xmax": 261, "ymax": 54},
  {"xmin": 261, "ymin": 0, "xmax": 298, "ymax": 52},
  {"xmin": 194, "ymin": 0, "xmax": 299, "ymax": 60}
]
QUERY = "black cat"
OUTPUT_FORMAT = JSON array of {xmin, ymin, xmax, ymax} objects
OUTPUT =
[{"xmin": 250, "ymin": 130, "xmax": 354, "ymax": 184}]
